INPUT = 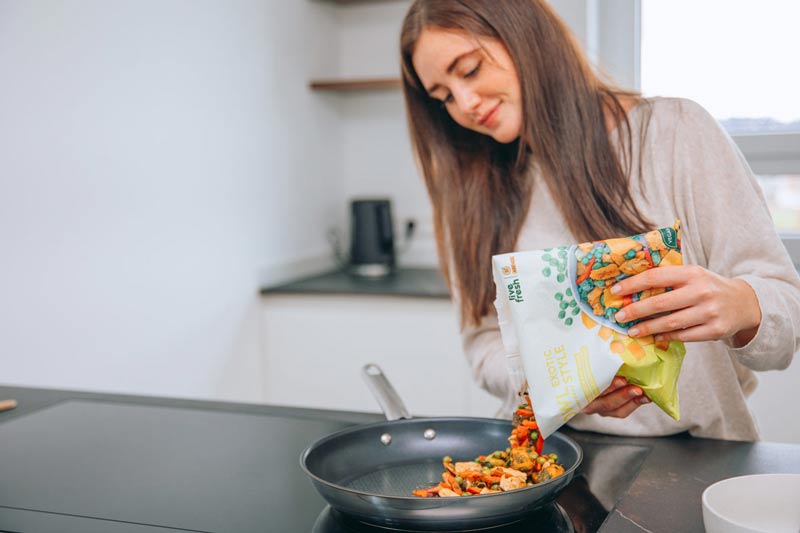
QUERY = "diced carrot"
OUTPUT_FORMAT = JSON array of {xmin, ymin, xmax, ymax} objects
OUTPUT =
[
  {"xmin": 515, "ymin": 408, "xmax": 533, "ymax": 417},
  {"xmin": 466, "ymin": 486, "xmax": 482, "ymax": 495},
  {"xmin": 627, "ymin": 340, "xmax": 646, "ymax": 360},
  {"xmin": 413, "ymin": 489, "xmax": 429, "ymax": 497},
  {"xmin": 576, "ymin": 256, "xmax": 596, "ymax": 284},
  {"xmin": 522, "ymin": 420, "xmax": 539, "ymax": 429}
]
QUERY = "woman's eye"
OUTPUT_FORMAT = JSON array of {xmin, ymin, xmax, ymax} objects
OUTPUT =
[
  {"xmin": 464, "ymin": 62, "xmax": 481, "ymax": 78},
  {"xmin": 440, "ymin": 94, "xmax": 454, "ymax": 109}
]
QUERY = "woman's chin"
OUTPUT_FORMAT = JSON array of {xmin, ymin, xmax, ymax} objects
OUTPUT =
[{"xmin": 491, "ymin": 129, "xmax": 521, "ymax": 144}]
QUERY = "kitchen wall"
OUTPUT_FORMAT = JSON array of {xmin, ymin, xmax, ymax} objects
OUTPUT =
[{"xmin": 0, "ymin": 0, "xmax": 344, "ymax": 402}]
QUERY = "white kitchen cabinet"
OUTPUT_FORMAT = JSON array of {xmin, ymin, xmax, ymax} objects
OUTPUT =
[{"xmin": 260, "ymin": 294, "xmax": 501, "ymax": 418}]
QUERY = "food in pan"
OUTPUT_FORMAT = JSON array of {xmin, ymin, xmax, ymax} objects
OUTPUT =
[
  {"xmin": 411, "ymin": 391, "xmax": 564, "ymax": 497},
  {"xmin": 492, "ymin": 221, "xmax": 687, "ymax": 441}
]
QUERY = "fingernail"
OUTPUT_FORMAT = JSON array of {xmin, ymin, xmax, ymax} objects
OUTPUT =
[
  {"xmin": 610, "ymin": 285, "xmax": 621, "ymax": 295},
  {"xmin": 638, "ymin": 396, "xmax": 651, "ymax": 404},
  {"xmin": 630, "ymin": 388, "xmax": 642, "ymax": 398},
  {"xmin": 628, "ymin": 327, "xmax": 640, "ymax": 336},
  {"xmin": 615, "ymin": 311, "xmax": 626, "ymax": 321}
]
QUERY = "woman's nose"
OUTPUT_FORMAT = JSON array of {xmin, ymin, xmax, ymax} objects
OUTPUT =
[{"xmin": 454, "ymin": 87, "xmax": 481, "ymax": 114}]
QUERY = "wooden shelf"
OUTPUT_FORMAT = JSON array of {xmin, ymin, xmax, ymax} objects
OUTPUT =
[{"xmin": 309, "ymin": 77, "xmax": 401, "ymax": 91}]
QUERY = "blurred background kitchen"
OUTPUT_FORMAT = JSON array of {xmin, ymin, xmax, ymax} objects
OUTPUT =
[{"xmin": 1, "ymin": 0, "xmax": 798, "ymax": 443}]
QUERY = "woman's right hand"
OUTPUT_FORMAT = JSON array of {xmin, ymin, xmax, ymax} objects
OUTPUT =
[{"xmin": 581, "ymin": 376, "xmax": 650, "ymax": 418}]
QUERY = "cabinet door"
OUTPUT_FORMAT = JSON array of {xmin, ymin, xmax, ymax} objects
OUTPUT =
[{"xmin": 261, "ymin": 294, "xmax": 500, "ymax": 417}]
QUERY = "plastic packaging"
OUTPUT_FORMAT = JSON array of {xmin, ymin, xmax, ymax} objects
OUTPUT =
[{"xmin": 492, "ymin": 221, "xmax": 686, "ymax": 438}]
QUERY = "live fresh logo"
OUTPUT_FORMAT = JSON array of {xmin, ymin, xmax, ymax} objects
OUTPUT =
[
  {"xmin": 659, "ymin": 227, "xmax": 679, "ymax": 250},
  {"xmin": 507, "ymin": 278, "xmax": 524, "ymax": 303}
]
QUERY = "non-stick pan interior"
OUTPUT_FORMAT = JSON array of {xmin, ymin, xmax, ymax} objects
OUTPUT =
[{"xmin": 303, "ymin": 418, "xmax": 580, "ymax": 497}]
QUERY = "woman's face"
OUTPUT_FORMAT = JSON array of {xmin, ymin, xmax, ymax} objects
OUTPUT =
[{"xmin": 412, "ymin": 27, "xmax": 522, "ymax": 144}]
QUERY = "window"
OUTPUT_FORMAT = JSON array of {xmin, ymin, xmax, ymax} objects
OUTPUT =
[
  {"xmin": 639, "ymin": 0, "xmax": 800, "ymax": 262},
  {"xmin": 640, "ymin": 1, "xmax": 800, "ymax": 135},
  {"xmin": 756, "ymin": 175, "xmax": 800, "ymax": 234}
]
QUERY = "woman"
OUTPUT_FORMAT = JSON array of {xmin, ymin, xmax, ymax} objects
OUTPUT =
[{"xmin": 400, "ymin": 0, "xmax": 800, "ymax": 441}]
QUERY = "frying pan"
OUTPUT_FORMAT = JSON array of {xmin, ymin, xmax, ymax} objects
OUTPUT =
[{"xmin": 300, "ymin": 364, "xmax": 583, "ymax": 531}]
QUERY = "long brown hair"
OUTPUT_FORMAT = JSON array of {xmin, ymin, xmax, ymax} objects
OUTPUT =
[{"xmin": 400, "ymin": 0, "xmax": 653, "ymax": 327}]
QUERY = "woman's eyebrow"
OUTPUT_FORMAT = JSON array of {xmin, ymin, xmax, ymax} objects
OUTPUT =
[{"xmin": 425, "ymin": 48, "xmax": 479, "ymax": 95}]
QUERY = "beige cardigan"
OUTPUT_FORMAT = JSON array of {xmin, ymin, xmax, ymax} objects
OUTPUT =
[{"xmin": 461, "ymin": 97, "xmax": 800, "ymax": 441}]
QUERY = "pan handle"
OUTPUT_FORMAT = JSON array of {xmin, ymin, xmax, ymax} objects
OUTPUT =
[{"xmin": 361, "ymin": 364, "xmax": 412, "ymax": 421}]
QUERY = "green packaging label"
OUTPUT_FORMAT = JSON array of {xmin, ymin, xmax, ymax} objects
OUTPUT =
[{"xmin": 659, "ymin": 227, "xmax": 679, "ymax": 250}]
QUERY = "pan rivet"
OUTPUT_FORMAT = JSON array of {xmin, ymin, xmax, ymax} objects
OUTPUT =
[
  {"xmin": 380, "ymin": 433, "xmax": 392, "ymax": 445},
  {"xmin": 423, "ymin": 428, "xmax": 436, "ymax": 440}
]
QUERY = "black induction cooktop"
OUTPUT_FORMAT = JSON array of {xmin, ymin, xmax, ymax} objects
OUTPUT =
[{"xmin": 0, "ymin": 400, "xmax": 650, "ymax": 532}]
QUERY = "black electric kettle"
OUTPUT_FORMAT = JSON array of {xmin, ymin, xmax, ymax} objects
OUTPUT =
[{"xmin": 349, "ymin": 199, "xmax": 396, "ymax": 278}]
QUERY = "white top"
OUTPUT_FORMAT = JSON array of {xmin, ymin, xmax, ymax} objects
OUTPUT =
[{"xmin": 460, "ymin": 97, "xmax": 800, "ymax": 441}]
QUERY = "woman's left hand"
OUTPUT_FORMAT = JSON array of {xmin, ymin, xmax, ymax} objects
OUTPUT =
[{"xmin": 610, "ymin": 265, "xmax": 762, "ymax": 348}]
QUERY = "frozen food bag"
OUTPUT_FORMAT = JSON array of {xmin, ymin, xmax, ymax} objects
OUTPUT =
[{"xmin": 493, "ymin": 221, "xmax": 686, "ymax": 439}]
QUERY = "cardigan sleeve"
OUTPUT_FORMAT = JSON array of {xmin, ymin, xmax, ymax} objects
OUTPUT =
[{"xmin": 673, "ymin": 99, "xmax": 800, "ymax": 371}]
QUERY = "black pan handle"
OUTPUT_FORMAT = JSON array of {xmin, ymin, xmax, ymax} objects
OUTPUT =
[{"xmin": 361, "ymin": 364, "xmax": 411, "ymax": 421}]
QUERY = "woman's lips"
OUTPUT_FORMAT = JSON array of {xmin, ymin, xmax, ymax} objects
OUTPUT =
[{"xmin": 478, "ymin": 103, "xmax": 501, "ymax": 127}]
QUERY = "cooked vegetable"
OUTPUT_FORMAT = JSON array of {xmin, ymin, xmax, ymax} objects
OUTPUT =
[{"xmin": 411, "ymin": 392, "xmax": 564, "ymax": 497}]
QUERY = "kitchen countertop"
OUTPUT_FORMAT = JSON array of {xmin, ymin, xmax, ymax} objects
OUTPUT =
[
  {"xmin": 260, "ymin": 267, "xmax": 450, "ymax": 299},
  {"xmin": 1, "ymin": 384, "xmax": 799, "ymax": 532}
]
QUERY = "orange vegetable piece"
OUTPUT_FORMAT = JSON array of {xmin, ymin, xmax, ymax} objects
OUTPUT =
[
  {"xmin": 598, "ymin": 326, "xmax": 613, "ymax": 340},
  {"xmin": 627, "ymin": 340, "xmax": 646, "ymax": 360}
]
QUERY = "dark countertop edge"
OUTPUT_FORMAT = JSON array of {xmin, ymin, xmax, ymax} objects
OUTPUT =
[
  {"xmin": 260, "ymin": 287, "xmax": 451, "ymax": 299},
  {"xmin": 259, "ymin": 267, "xmax": 451, "ymax": 300},
  {"xmin": 0, "ymin": 383, "xmax": 384, "ymax": 426}
]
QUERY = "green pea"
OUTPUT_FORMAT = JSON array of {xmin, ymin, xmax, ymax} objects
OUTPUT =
[
  {"xmin": 565, "ymin": 317, "xmax": 573, "ymax": 326},
  {"xmin": 652, "ymin": 250, "xmax": 661, "ymax": 265},
  {"xmin": 565, "ymin": 288, "xmax": 573, "ymax": 297},
  {"xmin": 624, "ymin": 249, "xmax": 636, "ymax": 259},
  {"xmin": 569, "ymin": 300, "xmax": 577, "ymax": 307},
  {"xmin": 542, "ymin": 267, "xmax": 551, "ymax": 277},
  {"xmin": 542, "ymin": 253, "xmax": 552, "ymax": 262},
  {"xmin": 556, "ymin": 273, "xmax": 565, "ymax": 283},
  {"xmin": 571, "ymin": 307, "xmax": 580, "ymax": 315},
  {"xmin": 558, "ymin": 310, "xmax": 566, "ymax": 319},
  {"xmin": 560, "ymin": 301, "xmax": 568, "ymax": 310},
  {"xmin": 555, "ymin": 292, "xmax": 563, "ymax": 301}
]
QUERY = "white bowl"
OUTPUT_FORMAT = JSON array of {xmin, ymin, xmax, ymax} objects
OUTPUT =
[{"xmin": 702, "ymin": 474, "xmax": 800, "ymax": 533}]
